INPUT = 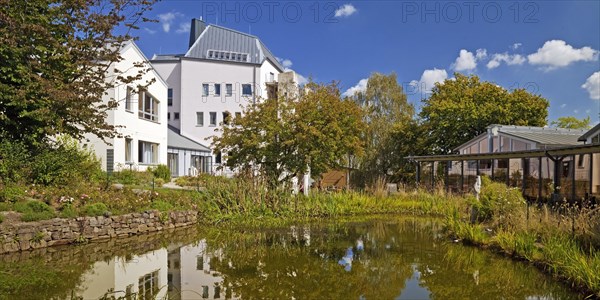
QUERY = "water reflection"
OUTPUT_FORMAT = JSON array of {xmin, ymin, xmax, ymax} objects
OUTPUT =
[{"xmin": 0, "ymin": 218, "xmax": 581, "ymax": 299}]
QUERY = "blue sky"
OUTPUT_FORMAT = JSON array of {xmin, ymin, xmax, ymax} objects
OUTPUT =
[{"xmin": 134, "ymin": 1, "xmax": 600, "ymax": 124}]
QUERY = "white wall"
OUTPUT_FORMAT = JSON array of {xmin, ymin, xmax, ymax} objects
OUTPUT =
[
  {"xmin": 152, "ymin": 61, "xmax": 181, "ymax": 129},
  {"xmin": 86, "ymin": 42, "xmax": 168, "ymax": 172}
]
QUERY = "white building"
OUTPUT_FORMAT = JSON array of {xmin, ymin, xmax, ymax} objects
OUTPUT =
[
  {"xmin": 151, "ymin": 18, "xmax": 286, "ymax": 174},
  {"xmin": 86, "ymin": 41, "xmax": 169, "ymax": 172}
]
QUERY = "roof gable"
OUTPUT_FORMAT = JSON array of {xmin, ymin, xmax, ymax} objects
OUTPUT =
[{"xmin": 185, "ymin": 25, "xmax": 284, "ymax": 71}]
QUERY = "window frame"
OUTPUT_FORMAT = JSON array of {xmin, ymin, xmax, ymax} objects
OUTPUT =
[
  {"xmin": 209, "ymin": 112, "xmax": 217, "ymax": 126},
  {"xmin": 225, "ymin": 84, "xmax": 233, "ymax": 96},
  {"xmin": 196, "ymin": 112, "xmax": 204, "ymax": 127},
  {"xmin": 202, "ymin": 84, "xmax": 209, "ymax": 97},
  {"xmin": 214, "ymin": 84, "xmax": 221, "ymax": 96},
  {"xmin": 138, "ymin": 89, "xmax": 160, "ymax": 122},
  {"xmin": 242, "ymin": 84, "xmax": 252, "ymax": 96},
  {"xmin": 167, "ymin": 88, "xmax": 173, "ymax": 106},
  {"xmin": 138, "ymin": 140, "xmax": 159, "ymax": 165}
]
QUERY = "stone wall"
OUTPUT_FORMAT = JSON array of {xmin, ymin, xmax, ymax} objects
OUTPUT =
[{"xmin": 0, "ymin": 210, "xmax": 197, "ymax": 254}]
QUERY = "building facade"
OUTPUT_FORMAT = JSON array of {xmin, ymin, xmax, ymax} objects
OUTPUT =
[
  {"xmin": 151, "ymin": 19, "xmax": 287, "ymax": 174},
  {"xmin": 86, "ymin": 41, "xmax": 169, "ymax": 172}
]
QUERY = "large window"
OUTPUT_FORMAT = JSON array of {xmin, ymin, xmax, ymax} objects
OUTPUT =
[
  {"xmin": 138, "ymin": 270, "xmax": 159, "ymax": 300},
  {"xmin": 138, "ymin": 90, "xmax": 159, "ymax": 122},
  {"xmin": 125, "ymin": 86, "xmax": 133, "ymax": 111},
  {"xmin": 209, "ymin": 112, "xmax": 217, "ymax": 126},
  {"xmin": 225, "ymin": 84, "xmax": 232, "ymax": 96},
  {"xmin": 125, "ymin": 138, "xmax": 132, "ymax": 163},
  {"xmin": 196, "ymin": 112, "xmax": 204, "ymax": 126},
  {"xmin": 138, "ymin": 141, "xmax": 158, "ymax": 164},
  {"xmin": 167, "ymin": 88, "xmax": 173, "ymax": 106},
  {"xmin": 242, "ymin": 84, "xmax": 252, "ymax": 96},
  {"xmin": 202, "ymin": 84, "xmax": 209, "ymax": 96},
  {"xmin": 214, "ymin": 84, "xmax": 221, "ymax": 96},
  {"xmin": 223, "ymin": 111, "xmax": 231, "ymax": 125}
]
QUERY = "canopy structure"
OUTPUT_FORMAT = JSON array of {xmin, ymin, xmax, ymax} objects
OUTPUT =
[{"xmin": 406, "ymin": 144, "xmax": 600, "ymax": 203}]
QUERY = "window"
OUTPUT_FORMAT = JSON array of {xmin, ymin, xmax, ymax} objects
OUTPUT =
[
  {"xmin": 138, "ymin": 141, "xmax": 158, "ymax": 164},
  {"xmin": 225, "ymin": 84, "xmax": 232, "ymax": 96},
  {"xmin": 125, "ymin": 138, "xmax": 132, "ymax": 162},
  {"xmin": 215, "ymin": 151, "xmax": 222, "ymax": 164},
  {"xmin": 214, "ymin": 285, "xmax": 221, "ymax": 299},
  {"xmin": 209, "ymin": 112, "xmax": 217, "ymax": 126},
  {"xmin": 197, "ymin": 256, "xmax": 203, "ymax": 270},
  {"xmin": 202, "ymin": 286, "xmax": 209, "ymax": 299},
  {"xmin": 242, "ymin": 84, "xmax": 252, "ymax": 96},
  {"xmin": 202, "ymin": 84, "xmax": 209, "ymax": 96},
  {"xmin": 138, "ymin": 271, "xmax": 159, "ymax": 300},
  {"xmin": 167, "ymin": 88, "xmax": 173, "ymax": 106},
  {"xmin": 578, "ymin": 154, "xmax": 585, "ymax": 168},
  {"xmin": 174, "ymin": 112, "xmax": 180, "ymax": 120},
  {"xmin": 196, "ymin": 112, "xmax": 204, "ymax": 126},
  {"xmin": 208, "ymin": 50, "xmax": 213, "ymax": 58},
  {"xmin": 167, "ymin": 112, "xmax": 170, "ymax": 120},
  {"xmin": 235, "ymin": 112, "xmax": 241, "ymax": 119},
  {"xmin": 269, "ymin": 72, "xmax": 274, "ymax": 81},
  {"xmin": 138, "ymin": 90, "xmax": 159, "ymax": 122},
  {"xmin": 125, "ymin": 86, "xmax": 133, "ymax": 111},
  {"xmin": 214, "ymin": 84, "xmax": 221, "ymax": 96},
  {"xmin": 593, "ymin": 135, "xmax": 599, "ymax": 144},
  {"xmin": 223, "ymin": 111, "xmax": 230, "ymax": 125}
]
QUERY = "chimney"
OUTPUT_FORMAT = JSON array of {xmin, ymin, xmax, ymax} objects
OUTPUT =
[{"xmin": 189, "ymin": 18, "xmax": 207, "ymax": 48}]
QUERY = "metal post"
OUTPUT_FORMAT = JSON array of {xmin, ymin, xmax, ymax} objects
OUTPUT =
[
  {"xmin": 590, "ymin": 153, "xmax": 594, "ymax": 196},
  {"xmin": 538, "ymin": 157, "xmax": 543, "ymax": 201},
  {"xmin": 445, "ymin": 161, "xmax": 450, "ymax": 193},
  {"xmin": 571, "ymin": 155, "xmax": 576, "ymax": 202},
  {"xmin": 522, "ymin": 158, "xmax": 528, "ymax": 195},
  {"xmin": 476, "ymin": 160, "xmax": 480, "ymax": 175},
  {"xmin": 460, "ymin": 160, "xmax": 464, "ymax": 193},
  {"xmin": 506, "ymin": 159, "xmax": 510, "ymax": 187},
  {"xmin": 553, "ymin": 157, "xmax": 562, "ymax": 195},
  {"xmin": 491, "ymin": 158, "xmax": 495, "ymax": 180},
  {"xmin": 430, "ymin": 162, "xmax": 435, "ymax": 190},
  {"xmin": 416, "ymin": 162, "xmax": 421, "ymax": 187}
]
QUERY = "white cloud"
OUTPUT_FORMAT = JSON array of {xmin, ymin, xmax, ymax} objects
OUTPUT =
[
  {"xmin": 175, "ymin": 22, "xmax": 191, "ymax": 34},
  {"xmin": 527, "ymin": 40, "xmax": 598, "ymax": 69},
  {"xmin": 560, "ymin": 103, "xmax": 567, "ymax": 108},
  {"xmin": 410, "ymin": 68, "xmax": 448, "ymax": 93},
  {"xmin": 158, "ymin": 12, "xmax": 183, "ymax": 33},
  {"xmin": 475, "ymin": 48, "xmax": 487, "ymax": 60},
  {"xmin": 452, "ymin": 49, "xmax": 477, "ymax": 71},
  {"xmin": 582, "ymin": 71, "xmax": 600, "ymax": 100},
  {"xmin": 343, "ymin": 78, "xmax": 368, "ymax": 97},
  {"xmin": 512, "ymin": 43, "xmax": 522, "ymax": 50},
  {"xmin": 486, "ymin": 53, "xmax": 526, "ymax": 69},
  {"xmin": 335, "ymin": 4, "xmax": 357, "ymax": 18},
  {"xmin": 574, "ymin": 109, "xmax": 579, "ymax": 114},
  {"xmin": 144, "ymin": 28, "xmax": 157, "ymax": 35}
]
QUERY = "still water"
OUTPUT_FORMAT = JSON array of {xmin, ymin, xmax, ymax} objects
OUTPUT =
[{"xmin": 0, "ymin": 217, "xmax": 581, "ymax": 299}]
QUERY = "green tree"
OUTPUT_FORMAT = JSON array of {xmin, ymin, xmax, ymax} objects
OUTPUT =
[
  {"xmin": 0, "ymin": 0, "xmax": 156, "ymax": 148},
  {"xmin": 419, "ymin": 73, "xmax": 549, "ymax": 155},
  {"xmin": 348, "ymin": 73, "xmax": 416, "ymax": 185},
  {"xmin": 213, "ymin": 82, "xmax": 364, "ymax": 188},
  {"xmin": 551, "ymin": 116, "xmax": 591, "ymax": 129}
]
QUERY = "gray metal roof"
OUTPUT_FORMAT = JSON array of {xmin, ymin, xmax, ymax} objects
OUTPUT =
[
  {"xmin": 498, "ymin": 125, "xmax": 586, "ymax": 146},
  {"xmin": 167, "ymin": 126, "xmax": 211, "ymax": 152},
  {"xmin": 185, "ymin": 24, "xmax": 284, "ymax": 71},
  {"xmin": 578, "ymin": 122, "xmax": 600, "ymax": 142}
]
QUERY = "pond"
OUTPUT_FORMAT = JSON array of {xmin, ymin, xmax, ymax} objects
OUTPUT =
[{"xmin": 0, "ymin": 217, "xmax": 581, "ymax": 299}]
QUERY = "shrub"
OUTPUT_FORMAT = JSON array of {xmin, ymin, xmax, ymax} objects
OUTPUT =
[
  {"xmin": 0, "ymin": 214, "xmax": 4, "ymax": 223},
  {"xmin": 21, "ymin": 211, "xmax": 55, "ymax": 222},
  {"xmin": 151, "ymin": 200, "xmax": 174, "ymax": 212},
  {"xmin": 113, "ymin": 170, "xmax": 153, "ymax": 185},
  {"xmin": 60, "ymin": 205, "xmax": 78, "ymax": 219},
  {"xmin": 12, "ymin": 200, "xmax": 56, "ymax": 222},
  {"xmin": 0, "ymin": 184, "xmax": 25, "ymax": 202},
  {"xmin": 471, "ymin": 176, "xmax": 526, "ymax": 228},
  {"xmin": 151, "ymin": 164, "xmax": 171, "ymax": 182},
  {"xmin": 154, "ymin": 178, "xmax": 165, "ymax": 187},
  {"xmin": 82, "ymin": 203, "xmax": 108, "ymax": 217}
]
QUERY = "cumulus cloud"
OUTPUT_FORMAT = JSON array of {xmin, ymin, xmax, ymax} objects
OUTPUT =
[
  {"xmin": 476, "ymin": 48, "xmax": 488, "ymax": 60},
  {"xmin": 560, "ymin": 103, "xmax": 567, "ymax": 108},
  {"xmin": 175, "ymin": 22, "xmax": 191, "ymax": 34},
  {"xmin": 486, "ymin": 53, "xmax": 526, "ymax": 69},
  {"xmin": 335, "ymin": 4, "xmax": 357, "ymax": 17},
  {"xmin": 452, "ymin": 49, "xmax": 477, "ymax": 71},
  {"xmin": 158, "ymin": 12, "xmax": 183, "ymax": 33},
  {"xmin": 582, "ymin": 71, "xmax": 600, "ymax": 100},
  {"xmin": 410, "ymin": 68, "xmax": 448, "ymax": 93},
  {"xmin": 343, "ymin": 78, "xmax": 368, "ymax": 97},
  {"xmin": 528, "ymin": 40, "xmax": 598, "ymax": 69},
  {"xmin": 512, "ymin": 43, "xmax": 522, "ymax": 50}
]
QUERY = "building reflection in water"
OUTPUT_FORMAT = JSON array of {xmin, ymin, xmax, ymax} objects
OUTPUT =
[
  {"xmin": 75, "ymin": 239, "xmax": 236, "ymax": 299},
  {"xmin": 77, "ymin": 249, "xmax": 168, "ymax": 300}
]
